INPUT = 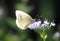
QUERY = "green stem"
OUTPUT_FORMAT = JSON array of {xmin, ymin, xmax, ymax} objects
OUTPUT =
[{"xmin": 44, "ymin": 39, "xmax": 46, "ymax": 41}]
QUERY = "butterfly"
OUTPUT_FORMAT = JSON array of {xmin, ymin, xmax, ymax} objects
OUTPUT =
[{"xmin": 15, "ymin": 10, "xmax": 41, "ymax": 30}]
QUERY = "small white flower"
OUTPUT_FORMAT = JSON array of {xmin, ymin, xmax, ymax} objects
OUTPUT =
[
  {"xmin": 41, "ymin": 20, "xmax": 50, "ymax": 27},
  {"xmin": 50, "ymin": 22, "xmax": 55, "ymax": 26},
  {"xmin": 44, "ymin": 20, "xmax": 49, "ymax": 25},
  {"xmin": 41, "ymin": 24, "xmax": 46, "ymax": 27}
]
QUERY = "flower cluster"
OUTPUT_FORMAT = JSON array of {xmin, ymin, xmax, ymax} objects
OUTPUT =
[{"xmin": 28, "ymin": 19, "xmax": 55, "ymax": 30}]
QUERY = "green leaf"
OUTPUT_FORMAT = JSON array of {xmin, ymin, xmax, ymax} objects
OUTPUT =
[{"xmin": 40, "ymin": 32, "xmax": 47, "ymax": 41}]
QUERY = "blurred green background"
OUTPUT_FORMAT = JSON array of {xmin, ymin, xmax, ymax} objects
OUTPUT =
[{"xmin": 0, "ymin": 0, "xmax": 60, "ymax": 41}]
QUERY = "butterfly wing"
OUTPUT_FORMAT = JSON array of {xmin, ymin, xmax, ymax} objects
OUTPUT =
[{"xmin": 15, "ymin": 10, "xmax": 33, "ymax": 30}]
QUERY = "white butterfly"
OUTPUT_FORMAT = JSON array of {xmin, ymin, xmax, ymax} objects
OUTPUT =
[
  {"xmin": 15, "ymin": 10, "xmax": 41, "ymax": 30},
  {"xmin": 15, "ymin": 10, "xmax": 34, "ymax": 30}
]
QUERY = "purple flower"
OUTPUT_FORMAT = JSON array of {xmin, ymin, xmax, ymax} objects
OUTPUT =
[{"xmin": 28, "ymin": 21, "xmax": 41, "ymax": 30}]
